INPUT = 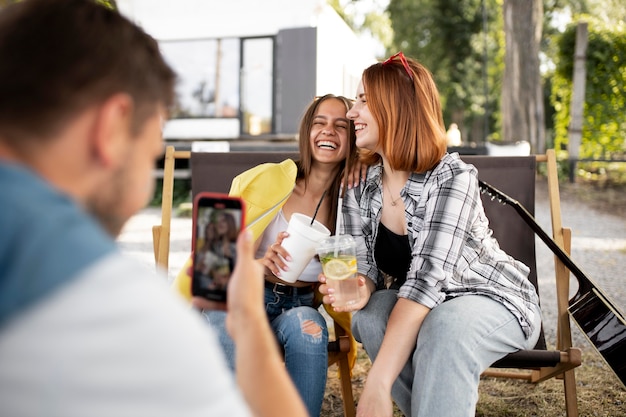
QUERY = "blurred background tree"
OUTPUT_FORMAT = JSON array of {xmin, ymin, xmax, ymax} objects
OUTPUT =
[
  {"xmin": 501, "ymin": 0, "xmax": 544, "ymax": 150},
  {"xmin": 551, "ymin": 17, "xmax": 625, "ymax": 160},
  {"xmin": 388, "ymin": 0, "xmax": 503, "ymax": 146},
  {"xmin": 332, "ymin": 0, "xmax": 625, "ymax": 159},
  {"xmin": 0, "ymin": 0, "xmax": 623, "ymax": 161}
]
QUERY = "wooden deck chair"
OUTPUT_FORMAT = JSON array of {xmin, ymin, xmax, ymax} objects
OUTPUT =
[
  {"xmin": 461, "ymin": 150, "xmax": 581, "ymax": 417},
  {"xmin": 152, "ymin": 145, "xmax": 357, "ymax": 417}
]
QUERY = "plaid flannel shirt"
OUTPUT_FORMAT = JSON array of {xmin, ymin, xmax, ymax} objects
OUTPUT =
[{"xmin": 341, "ymin": 153, "xmax": 540, "ymax": 338}]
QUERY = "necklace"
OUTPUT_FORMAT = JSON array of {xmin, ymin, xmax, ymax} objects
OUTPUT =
[{"xmin": 384, "ymin": 179, "xmax": 402, "ymax": 207}]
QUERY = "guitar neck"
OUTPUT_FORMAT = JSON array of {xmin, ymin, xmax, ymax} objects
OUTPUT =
[{"xmin": 478, "ymin": 180, "xmax": 593, "ymax": 297}]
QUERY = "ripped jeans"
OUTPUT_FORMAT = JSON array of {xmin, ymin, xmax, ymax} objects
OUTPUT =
[{"xmin": 203, "ymin": 286, "xmax": 328, "ymax": 417}]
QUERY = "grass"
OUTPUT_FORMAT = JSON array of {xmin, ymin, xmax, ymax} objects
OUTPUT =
[{"xmin": 322, "ymin": 346, "xmax": 625, "ymax": 416}]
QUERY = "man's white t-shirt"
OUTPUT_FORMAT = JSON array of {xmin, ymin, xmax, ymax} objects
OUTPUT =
[
  {"xmin": 0, "ymin": 253, "xmax": 252, "ymax": 417},
  {"xmin": 0, "ymin": 163, "xmax": 251, "ymax": 417}
]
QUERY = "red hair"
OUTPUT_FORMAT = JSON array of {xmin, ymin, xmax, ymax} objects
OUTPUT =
[{"xmin": 359, "ymin": 54, "xmax": 447, "ymax": 172}]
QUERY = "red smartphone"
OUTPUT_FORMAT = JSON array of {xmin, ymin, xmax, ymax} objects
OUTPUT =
[{"xmin": 191, "ymin": 192, "xmax": 245, "ymax": 302}]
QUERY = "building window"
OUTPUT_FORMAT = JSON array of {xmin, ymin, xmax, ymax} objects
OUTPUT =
[
  {"xmin": 160, "ymin": 38, "xmax": 240, "ymax": 119},
  {"xmin": 240, "ymin": 37, "xmax": 274, "ymax": 136}
]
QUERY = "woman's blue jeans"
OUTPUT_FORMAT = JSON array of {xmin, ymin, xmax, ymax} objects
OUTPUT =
[
  {"xmin": 352, "ymin": 290, "xmax": 541, "ymax": 417},
  {"xmin": 203, "ymin": 286, "xmax": 329, "ymax": 417}
]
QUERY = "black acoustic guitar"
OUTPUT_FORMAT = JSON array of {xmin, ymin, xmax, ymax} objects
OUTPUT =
[{"xmin": 478, "ymin": 179, "xmax": 626, "ymax": 388}]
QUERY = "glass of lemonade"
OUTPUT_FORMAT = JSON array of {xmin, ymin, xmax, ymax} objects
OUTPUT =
[{"xmin": 316, "ymin": 235, "xmax": 360, "ymax": 307}]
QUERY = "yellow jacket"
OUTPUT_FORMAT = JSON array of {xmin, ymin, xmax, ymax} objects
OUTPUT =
[{"xmin": 171, "ymin": 159, "xmax": 357, "ymax": 371}]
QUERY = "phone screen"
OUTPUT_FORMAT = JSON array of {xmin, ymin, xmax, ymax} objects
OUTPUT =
[{"xmin": 191, "ymin": 193, "xmax": 244, "ymax": 302}]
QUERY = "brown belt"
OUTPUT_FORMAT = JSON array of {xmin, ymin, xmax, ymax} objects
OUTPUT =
[{"xmin": 264, "ymin": 281, "xmax": 316, "ymax": 296}]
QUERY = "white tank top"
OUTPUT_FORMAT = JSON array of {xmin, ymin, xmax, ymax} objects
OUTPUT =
[{"xmin": 255, "ymin": 210, "xmax": 322, "ymax": 282}]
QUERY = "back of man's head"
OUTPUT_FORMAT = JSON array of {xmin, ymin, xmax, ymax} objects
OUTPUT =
[{"xmin": 0, "ymin": 0, "xmax": 176, "ymax": 149}]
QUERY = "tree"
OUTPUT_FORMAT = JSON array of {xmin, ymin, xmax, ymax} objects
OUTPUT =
[
  {"xmin": 501, "ymin": 0, "xmax": 544, "ymax": 150},
  {"xmin": 387, "ymin": 0, "xmax": 503, "ymax": 145},
  {"xmin": 551, "ymin": 17, "xmax": 626, "ymax": 160}
]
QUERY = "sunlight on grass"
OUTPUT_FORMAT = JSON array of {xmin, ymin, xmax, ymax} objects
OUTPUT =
[{"xmin": 322, "ymin": 347, "xmax": 625, "ymax": 417}]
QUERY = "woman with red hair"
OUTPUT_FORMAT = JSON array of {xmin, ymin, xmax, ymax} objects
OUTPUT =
[{"xmin": 319, "ymin": 53, "xmax": 542, "ymax": 417}]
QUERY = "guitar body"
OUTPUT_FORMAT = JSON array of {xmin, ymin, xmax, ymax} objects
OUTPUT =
[
  {"xmin": 569, "ymin": 289, "xmax": 626, "ymax": 387},
  {"xmin": 478, "ymin": 179, "xmax": 626, "ymax": 389}
]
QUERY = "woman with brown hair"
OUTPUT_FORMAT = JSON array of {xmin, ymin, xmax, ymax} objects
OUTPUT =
[{"xmin": 204, "ymin": 94, "xmax": 359, "ymax": 417}]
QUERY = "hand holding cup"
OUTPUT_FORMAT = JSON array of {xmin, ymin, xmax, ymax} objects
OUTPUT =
[{"xmin": 316, "ymin": 235, "xmax": 364, "ymax": 310}]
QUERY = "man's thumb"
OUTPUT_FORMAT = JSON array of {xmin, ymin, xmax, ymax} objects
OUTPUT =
[{"xmin": 236, "ymin": 228, "xmax": 254, "ymax": 257}]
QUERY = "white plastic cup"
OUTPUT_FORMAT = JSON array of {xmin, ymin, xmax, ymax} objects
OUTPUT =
[
  {"xmin": 316, "ymin": 235, "xmax": 360, "ymax": 307},
  {"xmin": 278, "ymin": 213, "xmax": 331, "ymax": 283}
]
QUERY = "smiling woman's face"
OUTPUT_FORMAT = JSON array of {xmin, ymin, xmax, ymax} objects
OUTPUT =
[
  {"xmin": 346, "ymin": 80, "xmax": 379, "ymax": 152},
  {"xmin": 309, "ymin": 98, "xmax": 350, "ymax": 164}
]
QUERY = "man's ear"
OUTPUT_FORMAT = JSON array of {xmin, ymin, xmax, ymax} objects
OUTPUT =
[{"xmin": 91, "ymin": 93, "xmax": 134, "ymax": 168}]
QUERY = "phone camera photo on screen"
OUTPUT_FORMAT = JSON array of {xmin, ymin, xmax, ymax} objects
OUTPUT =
[{"xmin": 192, "ymin": 193, "xmax": 245, "ymax": 302}]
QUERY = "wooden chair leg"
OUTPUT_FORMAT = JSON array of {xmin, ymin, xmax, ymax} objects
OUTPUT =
[
  {"xmin": 563, "ymin": 369, "xmax": 578, "ymax": 417},
  {"xmin": 152, "ymin": 226, "xmax": 161, "ymax": 264},
  {"xmin": 336, "ymin": 354, "xmax": 356, "ymax": 417}
]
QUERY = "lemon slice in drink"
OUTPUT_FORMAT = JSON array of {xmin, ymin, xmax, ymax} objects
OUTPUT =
[{"xmin": 324, "ymin": 259, "xmax": 356, "ymax": 280}]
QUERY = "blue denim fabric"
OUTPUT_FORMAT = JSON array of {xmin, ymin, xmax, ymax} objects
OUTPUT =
[
  {"xmin": 265, "ymin": 287, "xmax": 329, "ymax": 417},
  {"xmin": 352, "ymin": 290, "xmax": 541, "ymax": 417},
  {"xmin": 202, "ymin": 310, "xmax": 235, "ymax": 371},
  {"xmin": 204, "ymin": 286, "xmax": 328, "ymax": 417}
]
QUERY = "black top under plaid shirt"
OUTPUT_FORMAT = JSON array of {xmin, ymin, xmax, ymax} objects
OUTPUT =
[{"xmin": 341, "ymin": 152, "xmax": 540, "ymax": 339}]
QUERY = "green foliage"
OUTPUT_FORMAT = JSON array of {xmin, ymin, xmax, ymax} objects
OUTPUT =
[
  {"xmin": 576, "ymin": 160, "xmax": 626, "ymax": 185},
  {"xmin": 149, "ymin": 178, "xmax": 192, "ymax": 208},
  {"xmin": 95, "ymin": 0, "xmax": 116, "ymax": 9},
  {"xmin": 551, "ymin": 17, "xmax": 626, "ymax": 159},
  {"xmin": 329, "ymin": 0, "xmax": 393, "ymax": 56},
  {"xmin": 328, "ymin": 0, "xmax": 353, "ymax": 27},
  {"xmin": 387, "ymin": 0, "xmax": 504, "ymax": 144}
]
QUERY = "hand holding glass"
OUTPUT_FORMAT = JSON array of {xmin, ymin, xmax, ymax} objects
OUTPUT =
[{"xmin": 316, "ymin": 235, "xmax": 360, "ymax": 307}]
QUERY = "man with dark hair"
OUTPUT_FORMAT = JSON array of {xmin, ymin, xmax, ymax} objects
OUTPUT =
[{"xmin": 0, "ymin": 1, "xmax": 307, "ymax": 416}]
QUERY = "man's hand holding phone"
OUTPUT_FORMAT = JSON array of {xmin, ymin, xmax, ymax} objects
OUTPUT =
[{"xmin": 191, "ymin": 193, "xmax": 244, "ymax": 303}]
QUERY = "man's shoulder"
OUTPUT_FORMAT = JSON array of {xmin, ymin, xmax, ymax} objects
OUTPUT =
[{"xmin": 0, "ymin": 163, "xmax": 116, "ymax": 326}]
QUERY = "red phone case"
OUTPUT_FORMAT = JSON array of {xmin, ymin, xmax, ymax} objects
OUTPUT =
[{"xmin": 191, "ymin": 192, "xmax": 246, "ymax": 302}]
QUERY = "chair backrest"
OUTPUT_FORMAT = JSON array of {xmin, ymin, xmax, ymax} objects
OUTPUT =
[
  {"xmin": 460, "ymin": 155, "xmax": 544, "ymax": 349},
  {"xmin": 190, "ymin": 152, "xmax": 538, "ymax": 292},
  {"xmin": 189, "ymin": 152, "xmax": 543, "ymax": 350},
  {"xmin": 461, "ymin": 156, "xmax": 537, "ymax": 286}
]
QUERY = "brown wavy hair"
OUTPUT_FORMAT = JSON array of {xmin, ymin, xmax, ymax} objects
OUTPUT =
[
  {"xmin": 296, "ymin": 94, "xmax": 357, "ymax": 233},
  {"xmin": 359, "ymin": 54, "xmax": 447, "ymax": 173}
]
